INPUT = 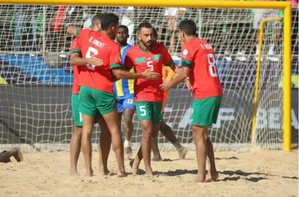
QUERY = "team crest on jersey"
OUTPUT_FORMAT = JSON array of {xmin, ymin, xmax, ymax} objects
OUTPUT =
[{"xmin": 183, "ymin": 49, "xmax": 188, "ymax": 56}]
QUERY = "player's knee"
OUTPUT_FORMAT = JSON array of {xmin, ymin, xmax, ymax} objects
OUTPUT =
[
  {"xmin": 123, "ymin": 116, "xmax": 133, "ymax": 126},
  {"xmin": 74, "ymin": 126, "xmax": 83, "ymax": 136}
]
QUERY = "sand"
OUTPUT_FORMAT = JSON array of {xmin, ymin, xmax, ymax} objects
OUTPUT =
[{"xmin": 0, "ymin": 149, "xmax": 298, "ymax": 197}]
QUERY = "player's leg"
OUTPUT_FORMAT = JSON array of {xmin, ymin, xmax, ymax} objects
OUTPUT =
[
  {"xmin": 79, "ymin": 86, "xmax": 97, "ymax": 176},
  {"xmin": 122, "ymin": 98, "xmax": 135, "ymax": 158},
  {"xmin": 81, "ymin": 114, "xmax": 95, "ymax": 177},
  {"xmin": 192, "ymin": 125, "xmax": 208, "ymax": 182},
  {"xmin": 146, "ymin": 103, "xmax": 162, "ymax": 172},
  {"xmin": 97, "ymin": 91, "xmax": 126, "ymax": 177},
  {"xmin": 70, "ymin": 93, "xmax": 83, "ymax": 175},
  {"xmin": 205, "ymin": 96, "xmax": 222, "ymax": 181},
  {"xmin": 102, "ymin": 108, "xmax": 126, "ymax": 177},
  {"xmin": 151, "ymin": 137, "xmax": 162, "ymax": 161},
  {"xmin": 205, "ymin": 136, "xmax": 219, "ymax": 181},
  {"xmin": 192, "ymin": 96, "xmax": 222, "ymax": 182},
  {"xmin": 159, "ymin": 114, "xmax": 188, "ymax": 159},
  {"xmin": 140, "ymin": 119, "xmax": 154, "ymax": 176},
  {"xmin": 132, "ymin": 102, "xmax": 154, "ymax": 176},
  {"xmin": 96, "ymin": 115, "xmax": 112, "ymax": 176},
  {"xmin": 70, "ymin": 125, "xmax": 82, "ymax": 175}
]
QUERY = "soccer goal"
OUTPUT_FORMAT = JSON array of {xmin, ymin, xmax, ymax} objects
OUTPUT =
[{"xmin": 0, "ymin": 0, "xmax": 294, "ymax": 151}]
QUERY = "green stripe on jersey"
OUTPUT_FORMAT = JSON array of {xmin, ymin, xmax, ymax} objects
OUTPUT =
[
  {"xmin": 135, "ymin": 57, "xmax": 146, "ymax": 64},
  {"xmin": 111, "ymin": 63, "xmax": 122, "ymax": 69},
  {"xmin": 152, "ymin": 55, "xmax": 161, "ymax": 61},
  {"xmin": 70, "ymin": 49, "xmax": 81, "ymax": 55},
  {"xmin": 182, "ymin": 59, "xmax": 192, "ymax": 65},
  {"xmin": 165, "ymin": 59, "xmax": 174, "ymax": 66}
]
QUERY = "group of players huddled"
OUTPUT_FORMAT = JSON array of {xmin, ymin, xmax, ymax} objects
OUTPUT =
[{"xmin": 68, "ymin": 12, "xmax": 223, "ymax": 183}]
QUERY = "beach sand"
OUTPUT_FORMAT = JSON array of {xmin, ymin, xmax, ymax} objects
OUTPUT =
[{"xmin": 0, "ymin": 149, "xmax": 298, "ymax": 197}]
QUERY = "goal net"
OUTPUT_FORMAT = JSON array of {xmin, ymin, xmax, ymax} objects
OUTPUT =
[{"xmin": 0, "ymin": 2, "xmax": 297, "ymax": 151}]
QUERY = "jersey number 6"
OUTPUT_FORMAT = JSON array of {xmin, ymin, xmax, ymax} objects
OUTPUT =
[{"xmin": 85, "ymin": 47, "xmax": 98, "ymax": 70}]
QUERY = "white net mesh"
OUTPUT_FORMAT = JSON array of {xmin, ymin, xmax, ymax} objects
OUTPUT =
[{"xmin": 0, "ymin": 4, "xmax": 297, "ymax": 151}]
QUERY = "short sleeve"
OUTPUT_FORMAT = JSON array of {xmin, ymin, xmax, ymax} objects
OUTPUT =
[
  {"xmin": 181, "ymin": 43, "xmax": 193, "ymax": 65},
  {"xmin": 110, "ymin": 44, "xmax": 122, "ymax": 69},
  {"xmin": 70, "ymin": 37, "xmax": 81, "ymax": 55}
]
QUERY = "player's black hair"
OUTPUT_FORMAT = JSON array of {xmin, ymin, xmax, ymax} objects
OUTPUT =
[
  {"xmin": 101, "ymin": 13, "xmax": 119, "ymax": 31},
  {"xmin": 137, "ymin": 22, "xmax": 152, "ymax": 34},
  {"xmin": 92, "ymin": 13, "xmax": 102, "ymax": 26},
  {"xmin": 179, "ymin": 20, "xmax": 197, "ymax": 36},
  {"xmin": 119, "ymin": 25, "xmax": 129, "ymax": 34}
]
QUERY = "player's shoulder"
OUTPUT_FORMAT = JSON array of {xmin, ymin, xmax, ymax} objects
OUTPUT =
[
  {"xmin": 152, "ymin": 42, "xmax": 168, "ymax": 52},
  {"xmin": 72, "ymin": 36, "xmax": 79, "ymax": 43},
  {"xmin": 78, "ymin": 28, "xmax": 92, "ymax": 34},
  {"xmin": 127, "ymin": 44, "xmax": 139, "ymax": 53},
  {"xmin": 127, "ymin": 44, "xmax": 133, "ymax": 48}
]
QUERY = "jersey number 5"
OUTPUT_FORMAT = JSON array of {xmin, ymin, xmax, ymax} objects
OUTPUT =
[
  {"xmin": 147, "ymin": 61, "xmax": 154, "ymax": 71},
  {"xmin": 207, "ymin": 53, "xmax": 217, "ymax": 77},
  {"xmin": 85, "ymin": 47, "xmax": 98, "ymax": 70}
]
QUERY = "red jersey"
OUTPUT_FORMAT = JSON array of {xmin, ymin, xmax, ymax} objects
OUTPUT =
[
  {"xmin": 70, "ymin": 37, "xmax": 81, "ymax": 94},
  {"xmin": 77, "ymin": 28, "xmax": 122, "ymax": 93},
  {"xmin": 181, "ymin": 38, "xmax": 223, "ymax": 100},
  {"xmin": 125, "ymin": 43, "xmax": 173, "ymax": 102}
]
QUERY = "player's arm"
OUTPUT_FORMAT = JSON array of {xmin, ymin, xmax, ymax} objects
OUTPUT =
[
  {"xmin": 67, "ymin": 26, "xmax": 79, "ymax": 37},
  {"xmin": 112, "ymin": 67, "xmax": 160, "ymax": 80},
  {"xmin": 160, "ymin": 61, "xmax": 190, "ymax": 92}
]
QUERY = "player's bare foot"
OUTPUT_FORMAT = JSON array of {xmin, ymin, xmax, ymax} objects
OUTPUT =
[
  {"xmin": 195, "ymin": 174, "xmax": 206, "ymax": 183},
  {"xmin": 85, "ymin": 169, "xmax": 93, "ymax": 177},
  {"xmin": 178, "ymin": 147, "xmax": 188, "ymax": 160},
  {"xmin": 144, "ymin": 167, "xmax": 154, "ymax": 177},
  {"xmin": 125, "ymin": 146, "xmax": 133, "ymax": 158},
  {"xmin": 11, "ymin": 147, "xmax": 23, "ymax": 162},
  {"xmin": 152, "ymin": 155, "xmax": 162, "ymax": 161},
  {"xmin": 129, "ymin": 159, "xmax": 139, "ymax": 175},
  {"xmin": 117, "ymin": 171, "xmax": 127, "ymax": 177},
  {"xmin": 99, "ymin": 169, "xmax": 116, "ymax": 176},
  {"xmin": 70, "ymin": 170, "xmax": 78, "ymax": 176},
  {"xmin": 205, "ymin": 171, "xmax": 219, "ymax": 182}
]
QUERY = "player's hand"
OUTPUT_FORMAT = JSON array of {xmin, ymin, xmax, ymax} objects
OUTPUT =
[
  {"xmin": 184, "ymin": 78, "xmax": 193, "ymax": 95},
  {"xmin": 184, "ymin": 78, "xmax": 192, "ymax": 90},
  {"xmin": 87, "ymin": 55, "xmax": 103, "ymax": 66},
  {"xmin": 160, "ymin": 80, "xmax": 171, "ymax": 92},
  {"xmin": 142, "ymin": 69, "xmax": 160, "ymax": 80}
]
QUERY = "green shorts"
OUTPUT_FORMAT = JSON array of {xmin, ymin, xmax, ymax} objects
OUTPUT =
[
  {"xmin": 71, "ymin": 93, "xmax": 82, "ymax": 127},
  {"xmin": 135, "ymin": 101, "xmax": 163, "ymax": 124},
  {"xmin": 191, "ymin": 96, "xmax": 222, "ymax": 127},
  {"xmin": 79, "ymin": 86, "xmax": 116, "ymax": 117}
]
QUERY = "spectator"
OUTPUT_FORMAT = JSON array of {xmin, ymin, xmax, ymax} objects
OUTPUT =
[
  {"xmin": 14, "ymin": 5, "xmax": 39, "ymax": 53},
  {"xmin": 164, "ymin": 7, "xmax": 186, "ymax": 54},
  {"xmin": 253, "ymin": 8, "xmax": 282, "ymax": 61}
]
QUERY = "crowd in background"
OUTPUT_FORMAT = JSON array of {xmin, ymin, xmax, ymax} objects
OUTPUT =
[{"xmin": 0, "ymin": 1, "xmax": 298, "ymax": 61}]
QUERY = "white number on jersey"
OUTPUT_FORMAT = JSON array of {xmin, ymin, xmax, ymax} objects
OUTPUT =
[
  {"xmin": 146, "ymin": 61, "xmax": 154, "ymax": 71},
  {"xmin": 207, "ymin": 53, "xmax": 218, "ymax": 77},
  {"xmin": 85, "ymin": 46, "xmax": 98, "ymax": 70}
]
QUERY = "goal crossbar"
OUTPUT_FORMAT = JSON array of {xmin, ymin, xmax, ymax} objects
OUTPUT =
[{"xmin": 0, "ymin": 0, "xmax": 292, "ymax": 151}]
